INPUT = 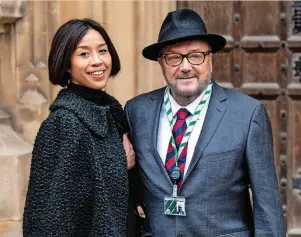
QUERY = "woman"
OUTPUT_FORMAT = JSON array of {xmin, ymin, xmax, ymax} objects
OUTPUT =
[{"xmin": 23, "ymin": 19, "xmax": 135, "ymax": 237}]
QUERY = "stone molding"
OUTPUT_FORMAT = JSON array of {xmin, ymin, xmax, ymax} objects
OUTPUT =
[
  {"xmin": 0, "ymin": 0, "xmax": 23, "ymax": 24},
  {"xmin": 0, "ymin": 0, "xmax": 23, "ymax": 33}
]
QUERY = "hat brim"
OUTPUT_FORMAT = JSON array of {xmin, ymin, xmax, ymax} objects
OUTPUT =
[{"xmin": 142, "ymin": 34, "xmax": 226, "ymax": 61}]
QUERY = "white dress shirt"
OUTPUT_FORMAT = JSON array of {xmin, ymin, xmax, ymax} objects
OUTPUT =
[{"xmin": 157, "ymin": 88, "xmax": 211, "ymax": 177}]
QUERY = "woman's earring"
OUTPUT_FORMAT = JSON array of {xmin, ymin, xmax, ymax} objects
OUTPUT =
[{"xmin": 63, "ymin": 71, "xmax": 71, "ymax": 87}]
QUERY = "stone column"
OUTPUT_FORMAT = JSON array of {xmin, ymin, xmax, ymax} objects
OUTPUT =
[
  {"xmin": 135, "ymin": 1, "xmax": 176, "ymax": 95},
  {"xmin": 0, "ymin": 1, "xmax": 33, "ymax": 236},
  {"xmin": 0, "ymin": 121, "xmax": 32, "ymax": 237}
]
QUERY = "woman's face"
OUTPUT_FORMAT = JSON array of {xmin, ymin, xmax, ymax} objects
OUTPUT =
[{"xmin": 68, "ymin": 29, "xmax": 112, "ymax": 90}]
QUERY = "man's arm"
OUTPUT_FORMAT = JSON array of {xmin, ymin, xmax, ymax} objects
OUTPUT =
[
  {"xmin": 124, "ymin": 102, "xmax": 153, "ymax": 237},
  {"xmin": 246, "ymin": 103, "xmax": 285, "ymax": 236}
]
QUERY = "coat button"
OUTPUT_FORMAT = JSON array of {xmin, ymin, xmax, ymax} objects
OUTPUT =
[{"xmin": 177, "ymin": 233, "xmax": 184, "ymax": 237}]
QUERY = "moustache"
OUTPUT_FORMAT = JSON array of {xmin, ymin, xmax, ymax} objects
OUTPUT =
[{"xmin": 176, "ymin": 74, "xmax": 197, "ymax": 79}]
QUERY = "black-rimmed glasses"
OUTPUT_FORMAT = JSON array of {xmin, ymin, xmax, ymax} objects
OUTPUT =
[{"xmin": 161, "ymin": 51, "xmax": 211, "ymax": 66}]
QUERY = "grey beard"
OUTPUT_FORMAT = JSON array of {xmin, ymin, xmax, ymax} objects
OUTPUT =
[{"xmin": 166, "ymin": 72, "xmax": 212, "ymax": 106}]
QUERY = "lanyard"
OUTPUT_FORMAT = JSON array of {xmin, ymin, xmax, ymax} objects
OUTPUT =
[{"xmin": 164, "ymin": 81, "xmax": 213, "ymax": 167}]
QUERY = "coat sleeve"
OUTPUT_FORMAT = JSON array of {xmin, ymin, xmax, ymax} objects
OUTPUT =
[
  {"xmin": 124, "ymin": 102, "xmax": 153, "ymax": 237},
  {"xmin": 246, "ymin": 103, "xmax": 285, "ymax": 237},
  {"xmin": 23, "ymin": 113, "xmax": 93, "ymax": 237}
]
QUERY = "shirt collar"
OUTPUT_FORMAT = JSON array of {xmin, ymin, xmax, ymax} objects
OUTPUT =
[{"xmin": 167, "ymin": 88, "xmax": 207, "ymax": 117}]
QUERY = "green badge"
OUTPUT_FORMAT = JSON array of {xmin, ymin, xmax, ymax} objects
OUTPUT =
[{"xmin": 164, "ymin": 196, "xmax": 186, "ymax": 216}]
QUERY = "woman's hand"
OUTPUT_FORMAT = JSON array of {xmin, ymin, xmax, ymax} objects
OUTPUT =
[{"xmin": 123, "ymin": 134, "xmax": 135, "ymax": 169}]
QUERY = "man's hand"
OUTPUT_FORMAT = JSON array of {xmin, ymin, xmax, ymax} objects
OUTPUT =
[{"xmin": 123, "ymin": 134, "xmax": 135, "ymax": 169}]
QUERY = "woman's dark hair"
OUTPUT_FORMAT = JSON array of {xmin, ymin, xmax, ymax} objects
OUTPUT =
[{"xmin": 48, "ymin": 18, "xmax": 121, "ymax": 86}]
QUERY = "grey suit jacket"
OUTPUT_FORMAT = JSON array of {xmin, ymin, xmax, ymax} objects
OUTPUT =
[{"xmin": 125, "ymin": 82, "xmax": 285, "ymax": 237}]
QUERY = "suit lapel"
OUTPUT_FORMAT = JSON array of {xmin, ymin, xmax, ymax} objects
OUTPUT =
[
  {"xmin": 149, "ymin": 87, "xmax": 174, "ymax": 186},
  {"xmin": 183, "ymin": 82, "xmax": 227, "ymax": 183}
]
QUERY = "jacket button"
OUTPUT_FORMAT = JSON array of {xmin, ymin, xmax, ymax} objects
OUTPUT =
[{"xmin": 177, "ymin": 233, "xmax": 184, "ymax": 237}]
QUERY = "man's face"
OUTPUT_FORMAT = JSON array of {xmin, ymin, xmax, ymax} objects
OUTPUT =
[{"xmin": 158, "ymin": 40, "xmax": 212, "ymax": 102}]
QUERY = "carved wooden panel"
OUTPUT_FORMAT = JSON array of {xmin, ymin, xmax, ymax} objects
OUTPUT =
[
  {"xmin": 178, "ymin": 0, "xmax": 301, "ymax": 234},
  {"xmin": 287, "ymin": 1, "xmax": 301, "ymax": 234},
  {"xmin": 288, "ymin": 98, "xmax": 301, "ymax": 236}
]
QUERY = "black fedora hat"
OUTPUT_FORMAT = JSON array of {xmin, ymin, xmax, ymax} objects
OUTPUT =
[{"xmin": 142, "ymin": 8, "xmax": 226, "ymax": 61}]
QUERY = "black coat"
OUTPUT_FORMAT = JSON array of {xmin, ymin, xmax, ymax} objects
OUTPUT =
[{"xmin": 23, "ymin": 89, "xmax": 129, "ymax": 237}]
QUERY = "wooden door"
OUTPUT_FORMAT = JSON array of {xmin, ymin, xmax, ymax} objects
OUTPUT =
[{"xmin": 177, "ymin": 1, "xmax": 301, "ymax": 235}]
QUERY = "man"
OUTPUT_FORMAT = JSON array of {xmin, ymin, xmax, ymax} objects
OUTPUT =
[
  {"xmin": 125, "ymin": 8, "xmax": 285, "ymax": 237},
  {"xmin": 177, "ymin": 205, "xmax": 185, "ymax": 216}
]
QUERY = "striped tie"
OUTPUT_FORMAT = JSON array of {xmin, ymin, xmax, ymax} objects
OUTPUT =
[{"xmin": 165, "ymin": 108, "xmax": 191, "ymax": 188}]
